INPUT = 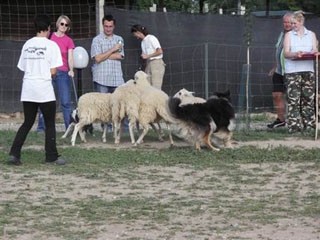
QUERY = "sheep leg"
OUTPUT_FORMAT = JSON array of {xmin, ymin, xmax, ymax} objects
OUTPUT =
[
  {"xmin": 102, "ymin": 123, "xmax": 107, "ymax": 143},
  {"xmin": 158, "ymin": 123, "xmax": 165, "ymax": 137},
  {"xmin": 166, "ymin": 124, "xmax": 174, "ymax": 146},
  {"xmin": 71, "ymin": 123, "xmax": 81, "ymax": 146},
  {"xmin": 135, "ymin": 125, "xmax": 149, "ymax": 145},
  {"xmin": 129, "ymin": 121, "xmax": 136, "ymax": 144},
  {"xmin": 150, "ymin": 123, "xmax": 164, "ymax": 142},
  {"xmin": 113, "ymin": 120, "xmax": 121, "ymax": 144},
  {"xmin": 61, "ymin": 123, "xmax": 74, "ymax": 138},
  {"xmin": 155, "ymin": 122, "xmax": 165, "ymax": 137},
  {"xmin": 79, "ymin": 128, "xmax": 87, "ymax": 142}
]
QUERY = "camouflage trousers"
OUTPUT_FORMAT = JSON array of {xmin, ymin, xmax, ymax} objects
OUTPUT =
[{"xmin": 285, "ymin": 71, "xmax": 315, "ymax": 132}]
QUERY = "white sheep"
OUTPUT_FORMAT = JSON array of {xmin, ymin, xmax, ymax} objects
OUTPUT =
[
  {"xmin": 112, "ymin": 70, "xmax": 167, "ymax": 145},
  {"xmin": 135, "ymin": 85, "xmax": 177, "ymax": 146},
  {"xmin": 111, "ymin": 71, "xmax": 152, "ymax": 144},
  {"xmin": 71, "ymin": 92, "xmax": 112, "ymax": 146},
  {"xmin": 112, "ymin": 79, "xmax": 142, "ymax": 144},
  {"xmin": 173, "ymin": 88, "xmax": 206, "ymax": 106}
]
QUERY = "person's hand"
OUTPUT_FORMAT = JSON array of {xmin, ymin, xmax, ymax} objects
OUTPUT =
[
  {"xmin": 296, "ymin": 51, "xmax": 303, "ymax": 58},
  {"xmin": 141, "ymin": 53, "xmax": 148, "ymax": 60},
  {"xmin": 113, "ymin": 43, "xmax": 122, "ymax": 53},
  {"xmin": 268, "ymin": 67, "xmax": 275, "ymax": 77},
  {"xmin": 68, "ymin": 70, "xmax": 74, "ymax": 77}
]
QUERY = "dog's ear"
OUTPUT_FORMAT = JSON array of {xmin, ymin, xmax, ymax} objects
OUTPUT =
[
  {"xmin": 223, "ymin": 90, "xmax": 231, "ymax": 98},
  {"xmin": 215, "ymin": 90, "xmax": 231, "ymax": 99}
]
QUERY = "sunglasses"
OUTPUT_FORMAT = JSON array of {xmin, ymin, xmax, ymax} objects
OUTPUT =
[{"xmin": 60, "ymin": 22, "xmax": 69, "ymax": 27}]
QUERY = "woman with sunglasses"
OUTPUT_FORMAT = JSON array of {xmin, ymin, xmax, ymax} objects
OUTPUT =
[{"xmin": 37, "ymin": 15, "xmax": 75, "ymax": 132}]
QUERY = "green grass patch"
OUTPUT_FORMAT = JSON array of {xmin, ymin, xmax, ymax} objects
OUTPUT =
[{"xmin": 1, "ymin": 128, "xmax": 320, "ymax": 239}]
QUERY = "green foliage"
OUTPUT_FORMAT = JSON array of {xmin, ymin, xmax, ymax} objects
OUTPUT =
[
  {"xmin": 135, "ymin": 0, "xmax": 320, "ymax": 15},
  {"xmin": 136, "ymin": 0, "xmax": 154, "ymax": 10}
]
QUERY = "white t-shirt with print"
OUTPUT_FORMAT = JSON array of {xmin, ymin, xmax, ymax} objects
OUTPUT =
[
  {"xmin": 141, "ymin": 34, "xmax": 163, "ymax": 60},
  {"xmin": 17, "ymin": 37, "xmax": 62, "ymax": 102}
]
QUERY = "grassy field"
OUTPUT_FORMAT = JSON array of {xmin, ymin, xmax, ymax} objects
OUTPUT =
[{"xmin": 1, "ymin": 128, "xmax": 320, "ymax": 240}]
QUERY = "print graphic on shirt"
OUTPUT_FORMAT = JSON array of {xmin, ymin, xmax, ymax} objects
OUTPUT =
[{"xmin": 24, "ymin": 46, "xmax": 47, "ymax": 59}]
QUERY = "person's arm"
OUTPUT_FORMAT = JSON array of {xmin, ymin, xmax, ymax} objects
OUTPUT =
[
  {"xmin": 108, "ymin": 52, "xmax": 124, "ymax": 60},
  {"xmin": 311, "ymin": 32, "xmax": 318, "ymax": 53},
  {"xmin": 94, "ymin": 43, "xmax": 122, "ymax": 63},
  {"xmin": 268, "ymin": 67, "xmax": 276, "ymax": 76},
  {"xmin": 283, "ymin": 32, "xmax": 302, "ymax": 59},
  {"xmin": 141, "ymin": 47, "xmax": 163, "ymax": 60},
  {"xmin": 68, "ymin": 48, "xmax": 74, "ymax": 77},
  {"xmin": 283, "ymin": 32, "xmax": 303, "ymax": 59},
  {"xmin": 51, "ymin": 67, "xmax": 57, "ymax": 77}
]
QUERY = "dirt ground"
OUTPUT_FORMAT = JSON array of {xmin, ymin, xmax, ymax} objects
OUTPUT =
[
  {"xmin": 2, "ymin": 162, "xmax": 320, "ymax": 240},
  {"xmin": 1, "ymin": 113, "xmax": 320, "ymax": 239}
]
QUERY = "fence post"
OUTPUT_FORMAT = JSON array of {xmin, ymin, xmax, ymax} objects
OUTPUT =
[
  {"xmin": 204, "ymin": 42, "xmax": 209, "ymax": 99},
  {"xmin": 96, "ymin": 0, "xmax": 104, "ymax": 34}
]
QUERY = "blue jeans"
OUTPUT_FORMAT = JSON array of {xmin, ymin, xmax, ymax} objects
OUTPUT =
[
  {"xmin": 94, "ymin": 81, "xmax": 117, "ymax": 93},
  {"xmin": 38, "ymin": 71, "xmax": 72, "ymax": 131}
]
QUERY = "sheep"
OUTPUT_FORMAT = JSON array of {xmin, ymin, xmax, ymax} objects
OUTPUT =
[
  {"xmin": 112, "ymin": 70, "xmax": 168, "ymax": 145},
  {"xmin": 112, "ymin": 79, "xmax": 142, "ymax": 144},
  {"xmin": 70, "ymin": 92, "xmax": 112, "ymax": 146},
  {"xmin": 173, "ymin": 88, "xmax": 206, "ymax": 106},
  {"xmin": 135, "ymin": 85, "xmax": 177, "ymax": 146},
  {"xmin": 111, "ymin": 71, "xmax": 153, "ymax": 145}
]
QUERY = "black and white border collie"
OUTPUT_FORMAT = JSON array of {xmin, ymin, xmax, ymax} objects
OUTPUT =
[{"xmin": 168, "ymin": 90, "xmax": 235, "ymax": 150}]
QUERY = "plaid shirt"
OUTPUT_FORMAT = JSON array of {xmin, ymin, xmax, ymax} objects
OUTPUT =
[{"xmin": 91, "ymin": 33, "xmax": 124, "ymax": 87}]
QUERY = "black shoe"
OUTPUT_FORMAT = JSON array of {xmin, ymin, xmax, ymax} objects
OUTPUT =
[
  {"xmin": 46, "ymin": 157, "xmax": 66, "ymax": 165},
  {"xmin": 8, "ymin": 155, "xmax": 22, "ymax": 166},
  {"xmin": 267, "ymin": 118, "xmax": 286, "ymax": 129}
]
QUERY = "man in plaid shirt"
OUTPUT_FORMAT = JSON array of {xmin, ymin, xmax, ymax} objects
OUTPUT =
[{"xmin": 91, "ymin": 14, "xmax": 124, "ymax": 93}]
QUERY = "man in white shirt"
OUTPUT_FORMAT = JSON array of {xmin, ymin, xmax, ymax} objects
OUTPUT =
[{"xmin": 8, "ymin": 14, "xmax": 66, "ymax": 165}]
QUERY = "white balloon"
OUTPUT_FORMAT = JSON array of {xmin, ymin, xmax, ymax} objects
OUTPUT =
[{"xmin": 73, "ymin": 46, "xmax": 89, "ymax": 69}]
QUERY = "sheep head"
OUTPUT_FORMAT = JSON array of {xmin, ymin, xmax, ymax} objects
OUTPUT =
[
  {"xmin": 173, "ymin": 88, "xmax": 195, "ymax": 99},
  {"xmin": 125, "ymin": 79, "xmax": 135, "ymax": 86},
  {"xmin": 134, "ymin": 70, "xmax": 150, "ymax": 87}
]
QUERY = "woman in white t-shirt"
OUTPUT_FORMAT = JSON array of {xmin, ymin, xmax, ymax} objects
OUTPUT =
[
  {"xmin": 8, "ymin": 14, "xmax": 66, "ymax": 166},
  {"xmin": 131, "ymin": 24, "xmax": 165, "ymax": 89}
]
